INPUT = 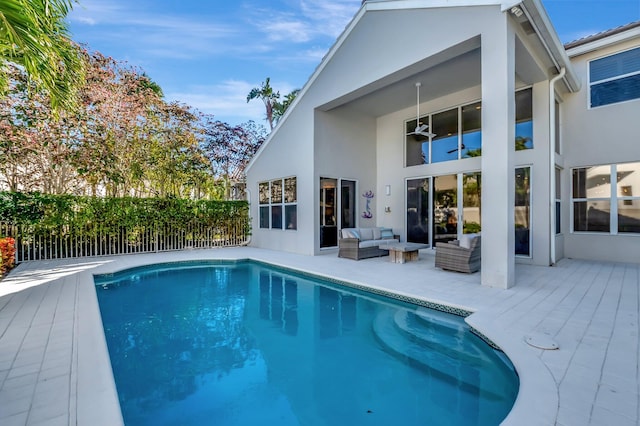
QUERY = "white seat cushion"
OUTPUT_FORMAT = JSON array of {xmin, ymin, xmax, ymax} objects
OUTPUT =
[{"xmin": 359, "ymin": 238, "xmax": 398, "ymax": 248}]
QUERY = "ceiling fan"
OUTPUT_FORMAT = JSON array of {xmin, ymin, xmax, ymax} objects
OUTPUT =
[
  {"xmin": 408, "ymin": 82, "xmax": 436, "ymax": 139},
  {"xmin": 447, "ymin": 143, "xmax": 465, "ymax": 154}
]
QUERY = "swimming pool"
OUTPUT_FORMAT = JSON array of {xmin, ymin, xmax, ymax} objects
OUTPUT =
[{"xmin": 95, "ymin": 260, "xmax": 518, "ymax": 425}]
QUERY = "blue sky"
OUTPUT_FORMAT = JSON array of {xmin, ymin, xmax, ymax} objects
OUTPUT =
[{"xmin": 67, "ymin": 0, "xmax": 640, "ymax": 126}]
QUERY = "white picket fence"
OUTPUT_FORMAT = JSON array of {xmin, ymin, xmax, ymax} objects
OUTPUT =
[{"xmin": 0, "ymin": 219, "xmax": 249, "ymax": 263}]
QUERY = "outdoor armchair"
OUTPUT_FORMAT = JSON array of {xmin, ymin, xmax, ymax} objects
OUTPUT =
[{"xmin": 435, "ymin": 234, "xmax": 481, "ymax": 273}]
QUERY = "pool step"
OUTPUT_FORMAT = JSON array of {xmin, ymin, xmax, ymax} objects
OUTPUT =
[
  {"xmin": 406, "ymin": 308, "xmax": 517, "ymax": 383},
  {"xmin": 392, "ymin": 309, "xmax": 490, "ymax": 367},
  {"xmin": 372, "ymin": 308, "xmax": 514, "ymax": 397}
]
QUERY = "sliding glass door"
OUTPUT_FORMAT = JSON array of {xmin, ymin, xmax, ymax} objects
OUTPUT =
[
  {"xmin": 406, "ymin": 178, "xmax": 430, "ymax": 244},
  {"xmin": 320, "ymin": 178, "xmax": 357, "ymax": 249},
  {"xmin": 320, "ymin": 178, "xmax": 337, "ymax": 248},
  {"xmin": 462, "ymin": 172, "xmax": 481, "ymax": 234},
  {"xmin": 433, "ymin": 174, "xmax": 458, "ymax": 245},
  {"xmin": 406, "ymin": 173, "xmax": 482, "ymax": 247},
  {"xmin": 341, "ymin": 180, "xmax": 357, "ymax": 229}
]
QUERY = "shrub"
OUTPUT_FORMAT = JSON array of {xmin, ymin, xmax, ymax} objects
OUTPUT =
[
  {"xmin": 0, "ymin": 192, "xmax": 250, "ymax": 262},
  {"xmin": 0, "ymin": 237, "xmax": 16, "ymax": 274}
]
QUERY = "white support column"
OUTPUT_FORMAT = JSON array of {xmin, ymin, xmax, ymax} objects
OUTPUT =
[{"xmin": 480, "ymin": 20, "xmax": 516, "ymax": 288}]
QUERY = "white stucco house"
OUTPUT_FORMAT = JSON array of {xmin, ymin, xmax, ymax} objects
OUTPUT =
[{"xmin": 245, "ymin": 0, "xmax": 640, "ymax": 289}]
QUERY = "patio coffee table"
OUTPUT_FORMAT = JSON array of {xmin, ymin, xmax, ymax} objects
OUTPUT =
[{"xmin": 378, "ymin": 242, "xmax": 429, "ymax": 264}]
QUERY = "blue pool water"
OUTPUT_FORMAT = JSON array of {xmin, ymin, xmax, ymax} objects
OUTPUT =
[{"xmin": 95, "ymin": 261, "xmax": 519, "ymax": 426}]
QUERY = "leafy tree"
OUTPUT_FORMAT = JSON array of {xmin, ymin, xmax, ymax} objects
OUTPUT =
[
  {"xmin": 0, "ymin": 0, "xmax": 83, "ymax": 110},
  {"xmin": 246, "ymin": 77, "xmax": 279, "ymax": 131},
  {"xmin": 246, "ymin": 78, "xmax": 300, "ymax": 131},
  {"xmin": 201, "ymin": 117, "xmax": 266, "ymax": 199},
  {"xmin": 143, "ymin": 101, "xmax": 210, "ymax": 198},
  {"xmin": 0, "ymin": 48, "xmax": 219, "ymax": 199},
  {"xmin": 0, "ymin": 64, "xmax": 80, "ymax": 193}
]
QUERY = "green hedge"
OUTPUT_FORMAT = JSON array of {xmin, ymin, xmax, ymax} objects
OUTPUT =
[{"xmin": 0, "ymin": 192, "xmax": 249, "ymax": 237}]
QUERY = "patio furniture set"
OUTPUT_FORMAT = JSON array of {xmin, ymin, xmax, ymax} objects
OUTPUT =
[{"xmin": 338, "ymin": 227, "xmax": 481, "ymax": 273}]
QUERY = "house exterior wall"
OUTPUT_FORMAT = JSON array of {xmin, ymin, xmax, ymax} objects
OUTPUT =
[
  {"xmin": 248, "ymin": 4, "xmax": 505, "ymax": 255},
  {"xmin": 246, "ymin": 105, "xmax": 316, "ymax": 255},
  {"xmin": 246, "ymin": 1, "xmax": 638, "ymax": 272},
  {"xmin": 562, "ymin": 37, "xmax": 640, "ymax": 263},
  {"xmin": 314, "ymin": 108, "xmax": 378, "ymax": 254}
]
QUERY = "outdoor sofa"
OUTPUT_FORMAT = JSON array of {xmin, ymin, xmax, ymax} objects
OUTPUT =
[
  {"xmin": 435, "ymin": 234, "xmax": 481, "ymax": 273},
  {"xmin": 338, "ymin": 227, "xmax": 399, "ymax": 260}
]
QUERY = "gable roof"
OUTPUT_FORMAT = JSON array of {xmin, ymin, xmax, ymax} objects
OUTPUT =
[{"xmin": 245, "ymin": 0, "xmax": 579, "ymax": 174}]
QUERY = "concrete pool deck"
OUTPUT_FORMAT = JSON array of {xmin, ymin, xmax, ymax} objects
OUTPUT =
[{"xmin": 0, "ymin": 247, "xmax": 638, "ymax": 425}]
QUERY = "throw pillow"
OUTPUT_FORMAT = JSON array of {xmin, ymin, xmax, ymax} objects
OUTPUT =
[
  {"xmin": 342, "ymin": 229, "xmax": 360, "ymax": 239},
  {"xmin": 373, "ymin": 227, "xmax": 382, "ymax": 240},
  {"xmin": 380, "ymin": 228, "xmax": 394, "ymax": 239},
  {"xmin": 459, "ymin": 234, "xmax": 474, "ymax": 249}
]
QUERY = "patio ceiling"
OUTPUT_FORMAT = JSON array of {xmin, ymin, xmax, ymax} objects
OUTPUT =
[{"xmin": 318, "ymin": 34, "xmax": 548, "ymax": 118}]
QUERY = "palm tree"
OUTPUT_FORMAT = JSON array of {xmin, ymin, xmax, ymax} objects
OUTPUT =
[
  {"xmin": 246, "ymin": 77, "xmax": 280, "ymax": 131},
  {"xmin": 273, "ymin": 88, "xmax": 299, "ymax": 125},
  {"xmin": 0, "ymin": 0, "xmax": 83, "ymax": 110}
]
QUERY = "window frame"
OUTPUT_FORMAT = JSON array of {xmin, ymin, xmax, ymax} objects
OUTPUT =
[
  {"xmin": 258, "ymin": 176, "xmax": 297, "ymax": 230},
  {"xmin": 404, "ymin": 99, "xmax": 481, "ymax": 167},
  {"xmin": 555, "ymin": 167, "xmax": 562, "ymax": 235},
  {"xmin": 515, "ymin": 166, "xmax": 532, "ymax": 258},
  {"xmin": 515, "ymin": 87, "xmax": 534, "ymax": 151},
  {"xmin": 588, "ymin": 46, "xmax": 640, "ymax": 109},
  {"xmin": 571, "ymin": 162, "xmax": 640, "ymax": 235}
]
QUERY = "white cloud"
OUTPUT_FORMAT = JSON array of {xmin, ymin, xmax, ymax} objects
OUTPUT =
[
  {"xmin": 165, "ymin": 79, "xmax": 296, "ymax": 124},
  {"xmin": 250, "ymin": 0, "xmax": 360, "ymax": 45},
  {"xmin": 74, "ymin": 16, "xmax": 97, "ymax": 25},
  {"xmin": 300, "ymin": 0, "xmax": 360, "ymax": 39},
  {"xmin": 68, "ymin": 1, "xmax": 127, "ymax": 25},
  {"xmin": 262, "ymin": 19, "xmax": 313, "ymax": 43},
  {"xmin": 69, "ymin": 0, "xmax": 239, "ymax": 59}
]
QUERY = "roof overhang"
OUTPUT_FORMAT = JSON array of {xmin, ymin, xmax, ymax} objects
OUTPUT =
[
  {"xmin": 506, "ymin": 0, "xmax": 581, "ymax": 92},
  {"xmin": 565, "ymin": 21, "xmax": 640, "ymax": 57}
]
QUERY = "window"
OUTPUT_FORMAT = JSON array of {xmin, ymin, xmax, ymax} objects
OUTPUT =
[
  {"xmin": 554, "ymin": 99, "xmax": 561, "ymax": 155},
  {"xmin": 555, "ymin": 167, "xmax": 561, "ymax": 234},
  {"xmin": 405, "ymin": 101, "xmax": 481, "ymax": 166},
  {"xmin": 515, "ymin": 167, "xmax": 531, "ymax": 256},
  {"xmin": 405, "ymin": 116, "xmax": 430, "ymax": 166},
  {"xmin": 463, "ymin": 172, "xmax": 481, "ymax": 234},
  {"xmin": 462, "ymin": 102, "xmax": 482, "ymax": 158},
  {"xmin": 589, "ymin": 46, "xmax": 640, "ymax": 108},
  {"xmin": 572, "ymin": 162, "xmax": 640, "ymax": 233},
  {"xmin": 259, "ymin": 182, "xmax": 270, "ymax": 228},
  {"xmin": 431, "ymin": 108, "xmax": 458, "ymax": 163},
  {"xmin": 515, "ymin": 88, "xmax": 533, "ymax": 150},
  {"xmin": 258, "ymin": 177, "xmax": 297, "ymax": 230},
  {"xmin": 572, "ymin": 165, "xmax": 611, "ymax": 232},
  {"xmin": 617, "ymin": 162, "xmax": 640, "ymax": 233}
]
